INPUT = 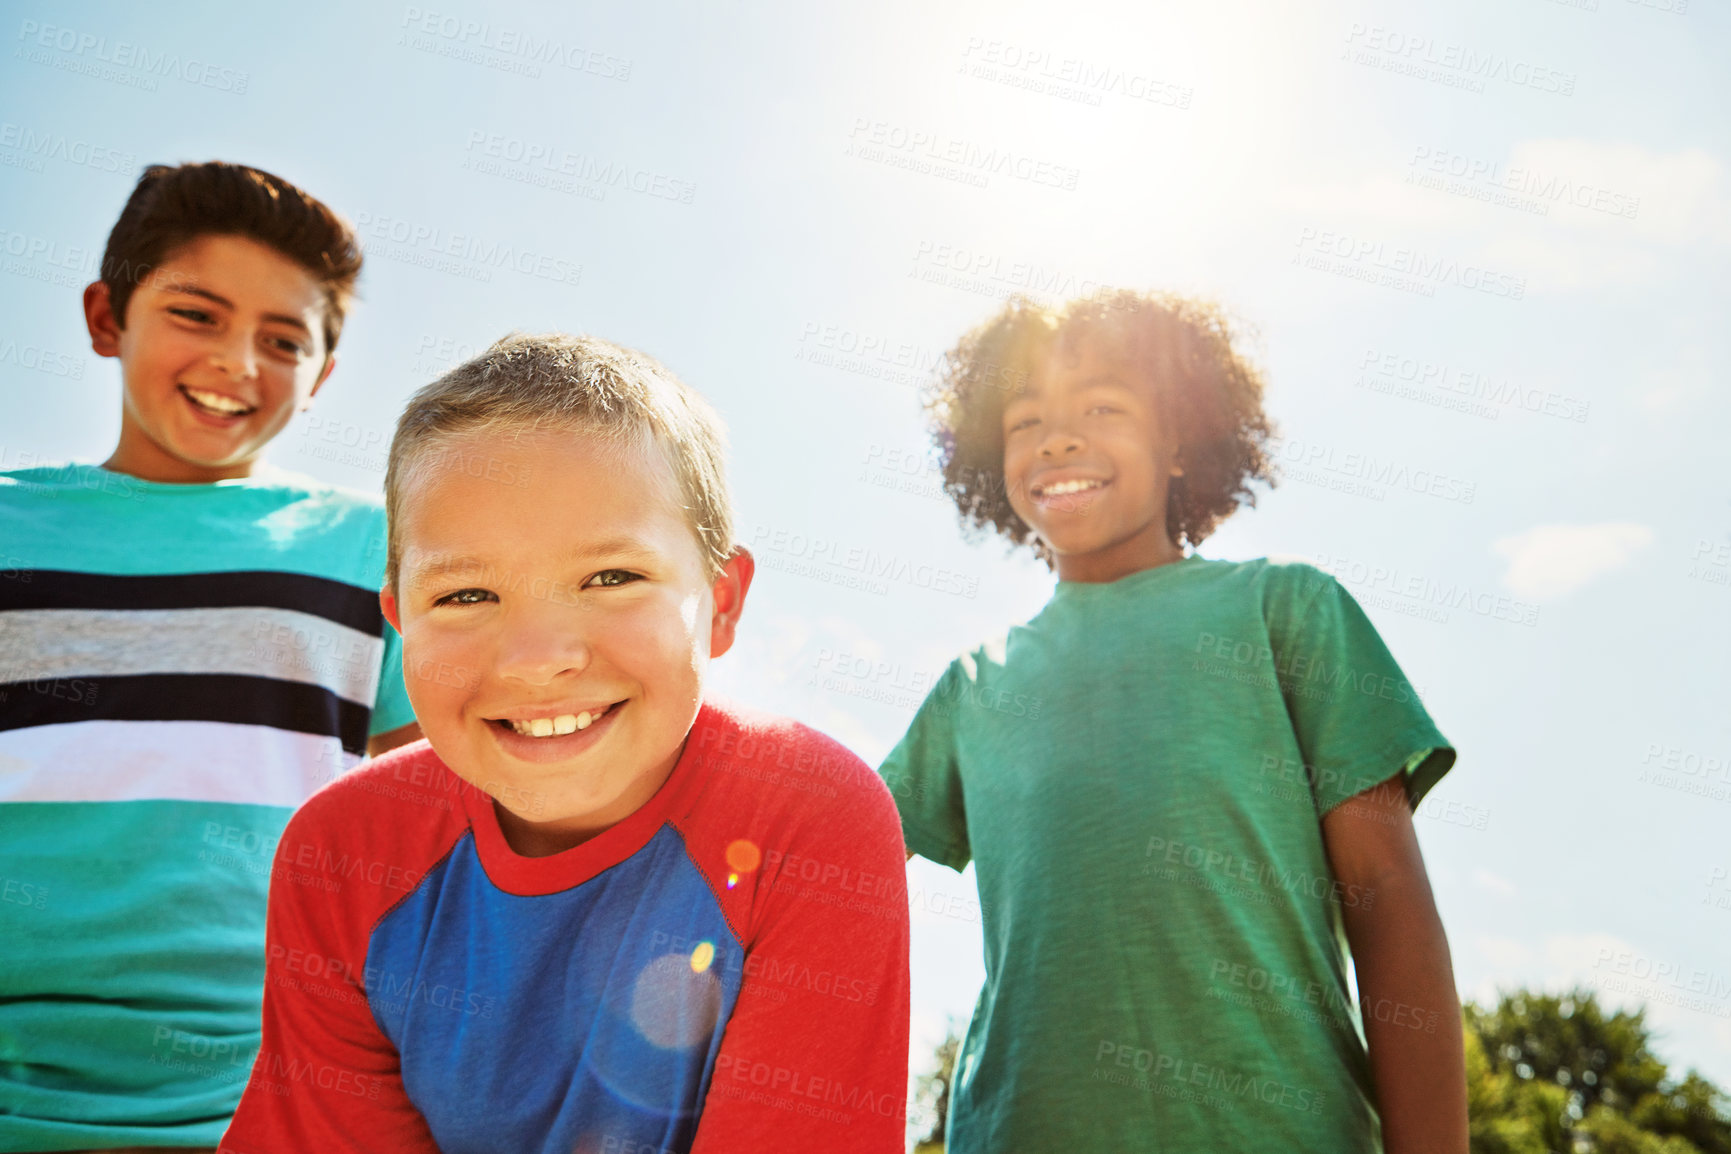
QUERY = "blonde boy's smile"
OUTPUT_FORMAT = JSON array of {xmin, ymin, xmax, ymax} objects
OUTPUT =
[{"xmin": 484, "ymin": 697, "xmax": 627, "ymax": 762}]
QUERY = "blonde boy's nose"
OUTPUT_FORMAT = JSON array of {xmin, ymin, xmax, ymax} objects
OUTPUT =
[{"xmin": 494, "ymin": 609, "xmax": 594, "ymax": 685}]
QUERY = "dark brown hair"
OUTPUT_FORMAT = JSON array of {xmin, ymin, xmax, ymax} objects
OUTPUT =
[
  {"xmin": 100, "ymin": 161, "xmax": 362, "ymax": 353},
  {"xmin": 926, "ymin": 290, "xmax": 1278, "ymax": 563}
]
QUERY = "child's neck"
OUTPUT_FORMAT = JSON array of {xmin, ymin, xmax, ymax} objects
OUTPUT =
[
  {"xmin": 1053, "ymin": 530, "xmax": 1186, "ymax": 585},
  {"xmin": 491, "ymin": 740, "xmax": 686, "ymax": 858},
  {"xmin": 102, "ymin": 428, "xmax": 259, "ymax": 485}
]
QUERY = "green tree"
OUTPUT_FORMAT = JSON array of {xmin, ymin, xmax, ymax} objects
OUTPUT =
[
  {"xmin": 1465, "ymin": 987, "xmax": 1731, "ymax": 1154},
  {"xmin": 911, "ymin": 1021, "xmax": 962, "ymax": 1153}
]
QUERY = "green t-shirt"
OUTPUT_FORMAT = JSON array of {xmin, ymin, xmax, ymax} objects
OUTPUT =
[{"xmin": 881, "ymin": 555, "xmax": 1454, "ymax": 1153}]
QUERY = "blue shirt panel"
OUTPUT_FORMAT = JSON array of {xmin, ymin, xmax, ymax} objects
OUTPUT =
[{"xmin": 366, "ymin": 825, "xmax": 744, "ymax": 1154}]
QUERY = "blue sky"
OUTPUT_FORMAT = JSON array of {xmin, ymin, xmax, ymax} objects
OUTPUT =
[{"xmin": 4, "ymin": 0, "xmax": 1728, "ymax": 1121}]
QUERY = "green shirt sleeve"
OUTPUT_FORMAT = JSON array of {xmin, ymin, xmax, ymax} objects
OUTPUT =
[
  {"xmin": 878, "ymin": 661, "xmax": 971, "ymax": 871},
  {"xmin": 367, "ymin": 620, "xmax": 417, "ymax": 737},
  {"xmin": 1264, "ymin": 562, "xmax": 1455, "ymax": 816}
]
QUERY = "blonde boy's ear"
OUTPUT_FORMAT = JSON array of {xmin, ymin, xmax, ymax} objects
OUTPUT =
[
  {"xmin": 380, "ymin": 586, "xmax": 403, "ymax": 634},
  {"xmin": 707, "ymin": 548, "xmax": 755, "ymax": 659},
  {"xmin": 83, "ymin": 281, "xmax": 122, "ymax": 358}
]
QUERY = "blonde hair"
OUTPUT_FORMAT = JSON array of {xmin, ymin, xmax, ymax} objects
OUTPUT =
[{"xmin": 384, "ymin": 332, "xmax": 735, "ymax": 587}]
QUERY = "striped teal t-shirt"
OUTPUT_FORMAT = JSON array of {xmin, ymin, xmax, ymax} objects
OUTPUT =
[{"xmin": 0, "ymin": 462, "xmax": 415, "ymax": 1150}]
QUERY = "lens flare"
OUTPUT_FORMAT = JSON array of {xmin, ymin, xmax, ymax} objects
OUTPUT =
[{"xmin": 725, "ymin": 838, "xmax": 761, "ymax": 874}]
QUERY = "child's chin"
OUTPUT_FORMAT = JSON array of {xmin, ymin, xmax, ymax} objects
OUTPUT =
[
  {"xmin": 161, "ymin": 431, "xmax": 256, "ymax": 469},
  {"xmin": 1041, "ymin": 525, "xmax": 1117, "ymax": 555}
]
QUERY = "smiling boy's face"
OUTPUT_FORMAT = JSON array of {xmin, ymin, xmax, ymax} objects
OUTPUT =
[
  {"xmin": 1001, "ymin": 339, "xmax": 1187, "ymax": 584},
  {"xmin": 86, "ymin": 232, "xmax": 335, "ymax": 483},
  {"xmin": 382, "ymin": 427, "xmax": 752, "ymax": 856}
]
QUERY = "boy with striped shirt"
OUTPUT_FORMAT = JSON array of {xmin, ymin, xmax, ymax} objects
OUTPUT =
[{"xmin": 0, "ymin": 161, "xmax": 419, "ymax": 1152}]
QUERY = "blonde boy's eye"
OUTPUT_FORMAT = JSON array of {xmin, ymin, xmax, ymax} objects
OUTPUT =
[
  {"xmin": 434, "ymin": 587, "xmax": 495, "ymax": 607},
  {"xmin": 1006, "ymin": 415, "xmax": 1040, "ymax": 433},
  {"xmin": 587, "ymin": 569, "xmax": 642, "ymax": 589}
]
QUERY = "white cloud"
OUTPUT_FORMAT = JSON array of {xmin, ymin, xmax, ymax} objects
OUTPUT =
[
  {"xmin": 1507, "ymin": 140, "xmax": 1731, "ymax": 246},
  {"xmin": 1493, "ymin": 523, "xmax": 1654, "ymax": 600},
  {"xmin": 1273, "ymin": 140, "xmax": 1731, "ymax": 291}
]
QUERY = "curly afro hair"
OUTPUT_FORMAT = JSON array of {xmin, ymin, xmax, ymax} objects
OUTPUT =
[{"xmin": 924, "ymin": 289, "xmax": 1278, "ymax": 565}]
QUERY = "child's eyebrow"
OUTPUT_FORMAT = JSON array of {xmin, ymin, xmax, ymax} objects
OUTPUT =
[
  {"xmin": 403, "ymin": 539, "xmax": 665, "ymax": 589},
  {"xmin": 574, "ymin": 535, "xmax": 664, "ymax": 563},
  {"xmin": 402, "ymin": 555, "xmax": 488, "ymax": 589},
  {"xmin": 1073, "ymin": 374, "xmax": 1135, "ymax": 391},
  {"xmin": 166, "ymin": 284, "xmax": 312, "ymax": 335},
  {"xmin": 1008, "ymin": 374, "xmax": 1131, "ymax": 402}
]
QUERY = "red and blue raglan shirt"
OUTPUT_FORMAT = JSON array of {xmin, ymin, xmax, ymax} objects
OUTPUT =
[{"xmin": 220, "ymin": 699, "xmax": 910, "ymax": 1154}]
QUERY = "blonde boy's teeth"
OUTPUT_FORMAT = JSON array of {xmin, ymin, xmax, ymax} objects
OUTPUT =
[{"xmin": 508, "ymin": 709, "xmax": 607, "ymax": 738}]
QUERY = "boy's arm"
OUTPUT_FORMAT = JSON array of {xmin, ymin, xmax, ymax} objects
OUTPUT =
[
  {"xmin": 881, "ymin": 661, "xmax": 971, "ymax": 872},
  {"xmin": 692, "ymin": 785, "xmax": 911, "ymax": 1152},
  {"xmin": 220, "ymin": 811, "xmax": 440, "ymax": 1154},
  {"xmin": 1321, "ymin": 772, "xmax": 1467, "ymax": 1154}
]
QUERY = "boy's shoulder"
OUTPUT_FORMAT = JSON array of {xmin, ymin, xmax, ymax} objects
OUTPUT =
[
  {"xmin": 956, "ymin": 554, "xmax": 1343, "ymax": 665},
  {"xmin": 242, "ymin": 461, "xmax": 385, "ymax": 503},
  {"xmin": 219, "ymin": 462, "xmax": 389, "ymax": 530},
  {"xmin": 681, "ymin": 699, "xmax": 907, "ymax": 927},
  {"xmin": 240, "ymin": 464, "xmax": 391, "ymax": 551},
  {"xmin": 685, "ymin": 697, "xmax": 899, "ymax": 831},
  {"xmin": 0, "ymin": 462, "xmax": 151, "ymax": 508},
  {"xmin": 277, "ymin": 741, "xmax": 468, "ymax": 899},
  {"xmin": 1143, "ymin": 553, "xmax": 1340, "ymax": 599},
  {"xmin": 0, "ymin": 460, "xmax": 385, "ymax": 529},
  {"xmin": 298, "ymin": 740, "xmax": 465, "ymax": 830},
  {"xmin": 0, "ymin": 461, "xmax": 389, "ymax": 583},
  {"xmin": 0, "ymin": 459, "xmax": 378, "ymax": 501},
  {"xmin": 1222, "ymin": 553, "xmax": 1341, "ymax": 600}
]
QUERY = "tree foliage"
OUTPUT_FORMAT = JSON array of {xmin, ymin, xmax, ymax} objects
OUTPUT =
[
  {"xmin": 1466, "ymin": 987, "xmax": 1731, "ymax": 1154},
  {"xmin": 911, "ymin": 1021, "xmax": 961, "ymax": 1153}
]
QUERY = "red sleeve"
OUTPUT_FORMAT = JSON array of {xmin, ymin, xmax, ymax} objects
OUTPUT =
[
  {"xmin": 681, "ymin": 718, "xmax": 912, "ymax": 1152},
  {"xmin": 220, "ymin": 745, "xmax": 460, "ymax": 1154}
]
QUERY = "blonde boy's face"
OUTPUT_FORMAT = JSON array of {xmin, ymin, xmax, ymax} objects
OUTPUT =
[
  {"xmin": 87, "ymin": 233, "xmax": 334, "ymax": 483},
  {"xmin": 383, "ymin": 428, "xmax": 751, "ymax": 852}
]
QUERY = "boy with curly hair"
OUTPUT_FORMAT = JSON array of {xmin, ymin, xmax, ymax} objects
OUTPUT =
[{"xmin": 882, "ymin": 291, "xmax": 1467, "ymax": 1152}]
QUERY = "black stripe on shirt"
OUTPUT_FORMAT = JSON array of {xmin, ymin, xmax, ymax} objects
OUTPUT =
[
  {"xmin": 0, "ymin": 672, "xmax": 371, "ymax": 753},
  {"xmin": 0, "ymin": 570, "xmax": 383, "ymax": 635}
]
